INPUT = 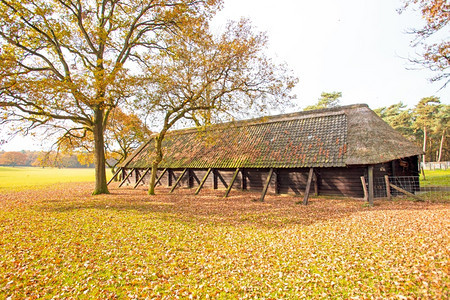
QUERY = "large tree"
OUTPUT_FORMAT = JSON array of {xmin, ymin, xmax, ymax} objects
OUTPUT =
[
  {"xmin": 400, "ymin": 0, "xmax": 450, "ymax": 88},
  {"xmin": 412, "ymin": 96, "xmax": 441, "ymax": 165},
  {"xmin": 0, "ymin": 0, "xmax": 220, "ymax": 194},
  {"xmin": 138, "ymin": 19, "xmax": 297, "ymax": 194},
  {"xmin": 375, "ymin": 98, "xmax": 449, "ymax": 162}
]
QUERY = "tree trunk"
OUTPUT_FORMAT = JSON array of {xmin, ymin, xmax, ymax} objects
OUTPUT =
[
  {"xmin": 148, "ymin": 134, "xmax": 164, "ymax": 195},
  {"xmin": 422, "ymin": 126, "xmax": 427, "ymax": 165},
  {"xmin": 421, "ymin": 126, "xmax": 427, "ymax": 180},
  {"xmin": 92, "ymin": 107, "xmax": 109, "ymax": 195},
  {"xmin": 438, "ymin": 129, "xmax": 445, "ymax": 162}
]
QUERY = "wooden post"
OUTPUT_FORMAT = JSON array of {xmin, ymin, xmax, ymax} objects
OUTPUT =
[
  {"xmin": 170, "ymin": 169, "xmax": 187, "ymax": 193},
  {"xmin": 389, "ymin": 183, "xmax": 424, "ymax": 201},
  {"xmin": 213, "ymin": 169, "xmax": 218, "ymax": 190},
  {"xmin": 224, "ymin": 168, "xmax": 240, "ymax": 198},
  {"xmin": 134, "ymin": 167, "xmax": 151, "ymax": 188},
  {"xmin": 187, "ymin": 169, "xmax": 192, "ymax": 188},
  {"xmin": 303, "ymin": 168, "xmax": 314, "ymax": 205},
  {"xmin": 360, "ymin": 176, "xmax": 368, "ymax": 201},
  {"xmin": 168, "ymin": 169, "xmax": 173, "ymax": 187},
  {"xmin": 107, "ymin": 167, "xmax": 122, "ymax": 185},
  {"xmin": 118, "ymin": 168, "xmax": 135, "ymax": 188},
  {"xmin": 368, "ymin": 165, "xmax": 374, "ymax": 206},
  {"xmin": 384, "ymin": 175, "xmax": 391, "ymax": 201},
  {"xmin": 195, "ymin": 168, "xmax": 212, "ymax": 195},
  {"xmin": 313, "ymin": 172, "xmax": 318, "ymax": 196},
  {"xmin": 242, "ymin": 169, "xmax": 247, "ymax": 191},
  {"xmin": 260, "ymin": 168, "xmax": 274, "ymax": 202},
  {"xmin": 274, "ymin": 169, "xmax": 279, "ymax": 194}
]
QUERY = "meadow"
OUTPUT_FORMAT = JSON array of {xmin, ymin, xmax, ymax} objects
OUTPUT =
[
  {"xmin": 0, "ymin": 167, "xmax": 98, "ymax": 192},
  {"xmin": 0, "ymin": 167, "xmax": 448, "ymax": 298},
  {"xmin": 420, "ymin": 169, "xmax": 450, "ymax": 186}
]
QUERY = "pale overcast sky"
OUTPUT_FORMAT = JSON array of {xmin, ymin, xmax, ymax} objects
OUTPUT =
[
  {"xmin": 213, "ymin": 0, "xmax": 448, "ymax": 110},
  {"xmin": 2, "ymin": 0, "xmax": 448, "ymax": 151}
]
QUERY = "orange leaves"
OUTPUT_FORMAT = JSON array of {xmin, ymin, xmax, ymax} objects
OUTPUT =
[
  {"xmin": 401, "ymin": 0, "xmax": 449, "ymax": 86},
  {"xmin": 0, "ymin": 183, "xmax": 448, "ymax": 298}
]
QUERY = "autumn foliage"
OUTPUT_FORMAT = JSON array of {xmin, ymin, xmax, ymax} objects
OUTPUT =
[
  {"xmin": 401, "ymin": 0, "xmax": 450, "ymax": 87},
  {"xmin": 0, "ymin": 182, "xmax": 448, "ymax": 298}
]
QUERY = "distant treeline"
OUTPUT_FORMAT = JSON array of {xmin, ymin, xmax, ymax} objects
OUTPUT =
[
  {"xmin": 374, "ymin": 97, "xmax": 449, "ymax": 163},
  {"xmin": 0, "ymin": 151, "xmax": 94, "ymax": 168}
]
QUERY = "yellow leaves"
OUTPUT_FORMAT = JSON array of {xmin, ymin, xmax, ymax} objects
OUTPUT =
[{"xmin": 0, "ymin": 182, "xmax": 448, "ymax": 298}]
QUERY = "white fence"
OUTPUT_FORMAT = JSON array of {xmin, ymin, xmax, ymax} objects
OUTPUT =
[{"xmin": 421, "ymin": 162, "xmax": 450, "ymax": 170}]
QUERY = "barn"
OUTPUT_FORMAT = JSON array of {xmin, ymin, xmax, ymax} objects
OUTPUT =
[{"xmin": 115, "ymin": 104, "xmax": 423, "ymax": 202}]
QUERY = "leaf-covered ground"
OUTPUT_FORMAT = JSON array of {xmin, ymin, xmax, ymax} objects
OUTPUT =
[{"xmin": 0, "ymin": 183, "xmax": 448, "ymax": 299}]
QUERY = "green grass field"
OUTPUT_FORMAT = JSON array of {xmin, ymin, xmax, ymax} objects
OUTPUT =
[
  {"xmin": 0, "ymin": 167, "xmax": 102, "ymax": 192},
  {"xmin": 421, "ymin": 169, "xmax": 450, "ymax": 186},
  {"xmin": 0, "ymin": 167, "xmax": 448, "ymax": 298}
]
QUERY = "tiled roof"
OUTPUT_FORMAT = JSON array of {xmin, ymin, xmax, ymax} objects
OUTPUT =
[
  {"xmin": 126, "ymin": 113, "xmax": 347, "ymax": 169},
  {"xmin": 123, "ymin": 104, "xmax": 423, "ymax": 169}
]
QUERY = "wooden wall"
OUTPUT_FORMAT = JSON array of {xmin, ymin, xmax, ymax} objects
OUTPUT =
[{"xmin": 120, "ymin": 166, "xmax": 372, "ymax": 198}]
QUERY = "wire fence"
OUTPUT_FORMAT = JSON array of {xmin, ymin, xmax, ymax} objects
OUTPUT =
[{"xmin": 373, "ymin": 176, "xmax": 449, "ymax": 202}]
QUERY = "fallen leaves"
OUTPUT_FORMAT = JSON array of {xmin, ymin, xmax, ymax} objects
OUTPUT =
[{"xmin": 0, "ymin": 183, "xmax": 448, "ymax": 298}]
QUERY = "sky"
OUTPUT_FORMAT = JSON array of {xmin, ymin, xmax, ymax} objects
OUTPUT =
[
  {"xmin": 212, "ymin": 0, "xmax": 448, "ymax": 110},
  {"xmin": 1, "ymin": 0, "xmax": 448, "ymax": 151}
]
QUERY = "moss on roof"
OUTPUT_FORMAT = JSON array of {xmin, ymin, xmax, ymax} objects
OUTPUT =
[{"xmin": 122, "ymin": 104, "xmax": 423, "ymax": 169}]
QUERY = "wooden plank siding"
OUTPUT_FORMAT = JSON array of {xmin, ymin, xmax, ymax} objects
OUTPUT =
[
  {"xmin": 123, "ymin": 167, "xmax": 366, "ymax": 197},
  {"xmin": 317, "ymin": 167, "xmax": 366, "ymax": 198},
  {"xmin": 121, "ymin": 160, "xmax": 417, "ymax": 199},
  {"xmin": 277, "ymin": 169, "xmax": 312, "ymax": 195}
]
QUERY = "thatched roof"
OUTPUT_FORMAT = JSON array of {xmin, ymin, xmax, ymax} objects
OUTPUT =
[{"xmin": 122, "ymin": 104, "xmax": 422, "ymax": 169}]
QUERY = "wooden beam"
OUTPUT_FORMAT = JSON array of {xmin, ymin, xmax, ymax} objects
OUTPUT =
[
  {"xmin": 167, "ymin": 169, "xmax": 173, "ymax": 187},
  {"xmin": 274, "ymin": 169, "xmax": 279, "ymax": 194},
  {"xmin": 224, "ymin": 168, "xmax": 240, "ymax": 198},
  {"xmin": 107, "ymin": 167, "xmax": 122, "ymax": 185},
  {"xmin": 390, "ymin": 183, "xmax": 424, "ymax": 202},
  {"xmin": 368, "ymin": 166, "xmax": 374, "ymax": 206},
  {"xmin": 187, "ymin": 169, "xmax": 192, "ymax": 188},
  {"xmin": 195, "ymin": 168, "xmax": 212, "ymax": 195},
  {"xmin": 242, "ymin": 169, "xmax": 247, "ymax": 191},
  {"xmin": 303, "ymin": 168, "xmax": 314, "ymax": 205},
  {"xmin": 313, "ymin": 172, "xmax": 318, "ymax": 196},
  {"xmin": 384, "ymin": 175, "xmax": 391, "ymax": 201},
  {"xmin": 170, "ymin": 169, "xmax": 187, "ymax": 193},
  {"xmin": 118, "ymin": 168, "xmax": 135, "ymax": 188},
  {"xmin": 133, "ymin": 167, "xmax": 151, "ymax": 188},
  {"xmin": 360, "ymin": 176, "xmax": 368, "ymax": 202},
  {"xmin": 260, "ymin": 168, "xmax": 274, "ymax": 202},
  {"xmin": 154, "ymin": 168, "xmax": 168, "ymax": 186}
]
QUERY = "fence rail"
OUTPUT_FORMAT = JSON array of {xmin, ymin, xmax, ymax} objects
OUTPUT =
[{"xmin": 372, "ymin": 176, "xmax": 449, "ymax": 202}]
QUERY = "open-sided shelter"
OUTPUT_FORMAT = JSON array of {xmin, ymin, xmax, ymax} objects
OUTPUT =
[{"xmin": 115, "ymin": 104, "xmax": 422, "ymax": 202}]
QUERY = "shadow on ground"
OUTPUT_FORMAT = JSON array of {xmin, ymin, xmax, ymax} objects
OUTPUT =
[{"xmin": 1, "ymin": 182, "xmax": 448, "ymax": 228}]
